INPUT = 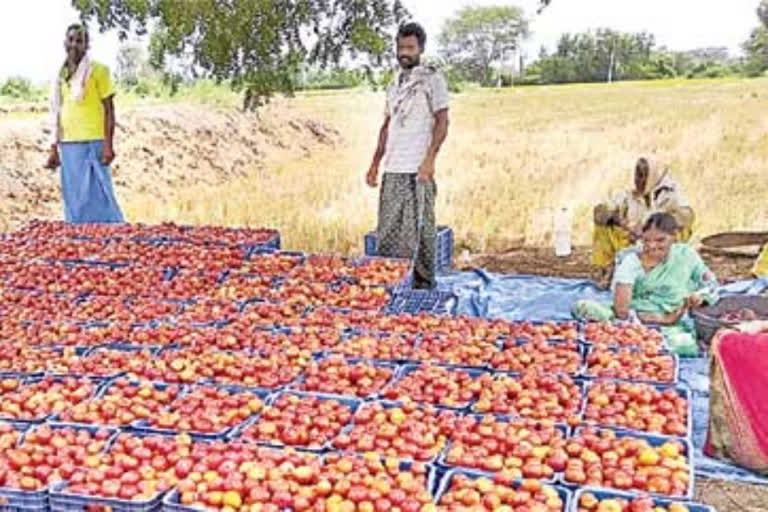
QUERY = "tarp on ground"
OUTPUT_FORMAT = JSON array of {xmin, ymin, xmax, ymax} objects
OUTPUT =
[{"xmin": 437, "ymin": 269, "xmax": 768, "ymax": 485}]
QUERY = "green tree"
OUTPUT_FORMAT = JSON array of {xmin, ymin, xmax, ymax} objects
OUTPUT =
[
  {"xmin": 744, "ymin": 0, "xmax": 768, "ymax": 76},
  {"xmin": 72, "ymin": 0, "xmax": 408, "ymax": 110},
  {"xmin": 438, "ymin": 6, "xmax": 529, "ymax": 87},
  {"xmin": 0, "ymin": 77, "xmax": 34, "ymax": 99}
]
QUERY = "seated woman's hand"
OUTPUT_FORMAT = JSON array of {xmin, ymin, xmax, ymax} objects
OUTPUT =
[{"xmin": 686, "ymin": 293, "xmax": 704, "ymax": 309}]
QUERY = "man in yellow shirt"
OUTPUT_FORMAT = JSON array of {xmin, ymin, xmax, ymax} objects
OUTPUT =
[{"xmin": 44, "ymin": 24, "xmax": 123, "ymax": 223}]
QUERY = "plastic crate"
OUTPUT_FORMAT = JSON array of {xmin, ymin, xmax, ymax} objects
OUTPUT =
[
  {"xmin": 580, "ymin": 346, "xmax": 680, "ymax": 385},
  {"xmin": 365, "ymin": 225, "xmax": 454, "ymax": 271},
  {"xmin": 580, "ymin": 380, "xmax": 693, "ymax": 440},
  {"xmin": 288, "ymin": 357, "xmax": 401, "ymax": 401},
  {"xmin": 31, "ymin": 422, "xmax": 121, "ymax": 449},
  {"xmin": 328, "ymin": 331, "xmax": 423, "ymax": 365},
  {"xmin": 331, "ymin": 399, "xmax": 460, "ymax": 464},
  {"xmin": 580, "ymin": 321, "xmax": 667, "ymax": 351},
  {"xmin": 130, "ymin": 384, "xmax": 271, "ymax": 441},
  {"xmin": 385, "ymin": 289, "xmax": 458, "ymax": 316},
  {"xmin": 470, "ymin": 375, "xmax": 586, "ymax": 423},
  {"xmin": 436, "ymin": 415, "xmax": 569, "ymax": 483},
  {"xmin": 0, "ymin": 375, "xmax": 105, "ymax": 424},
  {"xmin": 433, "ymin": 468, "xmax": 572, "ymax": 511},
  {"xmin": 49, "ymin": 480, "xmax": 165, "ymax": 512},
  {"xmin": 380, "ymin": 364, "xmax": 490, "ymax": 411},
  {"xmin": 491, "ymin": 337, "xmax": 586, "ymax": 377},
  {"xmin": 565, "ymin": 427, "xmax": 695, "ymax": 500},
  {"xmin": 231, "ymin": 391, "xmax": 362, "ymax": 452},
  {"xmin": 0, "ymin": 486, "xmax": 49, "ymax": 512},
  {"xmin": 569, "ymin": 488, "xmax": 715, "ymax": 512}
]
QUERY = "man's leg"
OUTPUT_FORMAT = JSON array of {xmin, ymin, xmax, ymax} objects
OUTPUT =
[
  {"xmin": 377, "ymin": 173, "xmax": 418, "ymax": 259},
  {"xmin": 413, "ymin": 180, "xmax": 437, "ymax": 289},
  {"xmin": 58, "ymin": 142, "xmax": 84, "ymax": 223}
]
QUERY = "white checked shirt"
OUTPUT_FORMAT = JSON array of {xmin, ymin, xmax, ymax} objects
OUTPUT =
[{"xmin": 382, "ymin": 66, "xmax": 450, "ymax": 174}]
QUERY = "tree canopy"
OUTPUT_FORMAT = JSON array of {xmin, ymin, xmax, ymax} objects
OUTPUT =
[
  {"xmin": 744, "ymin": 0, "xmax": 768, "ymax": 76},
  {"xmin": 72, "ymin": 0, "xmax": 408, "ymax": 109},
  {"xmin": 438, "ymin": 6, "xmax": 529, "ymax": 86}
]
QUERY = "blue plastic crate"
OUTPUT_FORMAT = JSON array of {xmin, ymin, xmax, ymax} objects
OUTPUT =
[
  {"xmin": 231, "ymin": 390, "xmax": 362, "ymax": 452},
  {"xmin": 469, "ymin": 374, "xmax": 587, "ymax": 422},
  {"xmin": 433, "ymin": 467, "xmax": 572, "ymax": 511},
  {"xmin": 491, "ymin": 337, "xmax": 586, "ymax": 377},
  {"xmin": 29, "ymin": 422, "xmax": 120, "ymax": 450},
  {"xmin": 580, "ymin": 346, "xmax": 680, "ymax": 385},
  {"xmin": 569, "ymin": 488, "xmax": 715, "ymax": 512},
  {"xmin": 580, "ymin": 321, "xmax": 667, "ymax": 351},
  {"xmin": 435, "ymin": 415, "xmax": 569, "ymax": 482},
  {"xmin": 131, "ymin": 384, "xmax": 271, "ymax": 441},
  {"xmin": 288, "ymin": 356, "xmax": 401, "ymax": 400},
  {"xmin": 0, "ymin": 424, "xmax": 79, "ymax": 512},
  {"xmin": 0, "ymin": 375, "xmax": 105, "ymax": 424},
  {"xmin": 0, "ymin": 420, "xmax": 31, "ymax": 447},
  {"xmin": 385, "ymin": 288, "xmax": 458, "ymax": 316},
  {"xmin": 564, "ymin": 427, "xmax": 695, "ymax": 500},
  {"xmin": 0, "ymin": 485, "xmax": 49, "ymax": 512},
  {"xmin": 365, "ymin": 225, "xmax": 454, "ymax": 271},
  {"xmin": 580, "ymin": 380, "xmax": 693, "ymax": 440},
  {"xmin": 245, "ymin": 248, "xmax": 306, "ymax": 267},
  {"xmin": 380, "ymin": 364, "xmax": 490, "ymax": 411},
  {"xmin": 45, "ymin": 379, "xmax": 188, "ymax": 427},
  {"xmin": 49, "ymin": 480, "xmax": 165, "ymax": 512},
  {"xmin": 160, "ymin": 489, "xmax": 204, "ymax": 512},
  {"xmin": 331, "ymin": 399, "xmax": 461, "ymax": 463},
  {"xmin": 329, "ymin": 331, "xmax": 423, "ymax": 365}
]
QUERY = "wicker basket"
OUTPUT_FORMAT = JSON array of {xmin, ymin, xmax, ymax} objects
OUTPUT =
[{"xmin": 691, "ymin": 295, "xmax": 768, "ymax": 347}]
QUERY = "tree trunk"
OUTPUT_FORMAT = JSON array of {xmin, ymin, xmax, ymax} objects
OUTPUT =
[{"xmin": 608, "ymin": 45, "xmax": 615, "ymax": 83}]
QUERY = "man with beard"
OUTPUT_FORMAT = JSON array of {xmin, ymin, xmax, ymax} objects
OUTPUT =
[
  {"xmin": 44, "ymin": 23, "xmax": 124, "ymax": 224},
  {"xmin": 366, "ymin": 22, "xmax": 450, "ymax": 290}
]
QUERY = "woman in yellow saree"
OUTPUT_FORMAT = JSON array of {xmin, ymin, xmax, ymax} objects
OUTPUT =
[{"xmin": 592, "ymin": 157, "xmax": 694, "ymax": 286}]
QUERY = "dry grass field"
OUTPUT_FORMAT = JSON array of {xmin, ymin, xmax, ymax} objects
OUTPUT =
[{"xmin": 122, "ymin": 78, "xmax": 768, "ymax": 256}]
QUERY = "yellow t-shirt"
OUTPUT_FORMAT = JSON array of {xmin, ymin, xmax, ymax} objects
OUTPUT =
[{"xmin": 60, "ymin": 61, "xmax": 115, "ymax": 142}]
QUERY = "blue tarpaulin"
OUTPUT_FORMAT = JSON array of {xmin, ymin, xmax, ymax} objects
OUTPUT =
[{"xmin": 437, "ymin": 269, "xmax": 768, "ymax": 485}]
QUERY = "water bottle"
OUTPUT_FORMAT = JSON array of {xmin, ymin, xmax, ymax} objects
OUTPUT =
[{"xmin": 554, "ymin": 206, "xmax": 572, "ymax": 257}]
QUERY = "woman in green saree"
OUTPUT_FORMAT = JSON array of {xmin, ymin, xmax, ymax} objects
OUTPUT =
[{"xmin": 574, "ymin": 213, "xmax": 718, "ymax": 354}]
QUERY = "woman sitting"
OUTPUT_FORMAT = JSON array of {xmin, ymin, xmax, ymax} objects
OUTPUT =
[
  {"xmin": 574, "ymin": 213, "xmax": 718, "ymax": 353},
  {"xmin": 754, "ymin": 243, "xmax": 768, "ymax": 278},
  {"xmin": 592, "ymin": 157, "xmax": 694, "ymax": 286}
]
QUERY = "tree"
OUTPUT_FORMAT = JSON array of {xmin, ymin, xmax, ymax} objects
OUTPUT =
[
  {"xmin": 115, "ymin": 40, "xmax": 144, "ymax": 86},
  {"xmin": 72, "ymin": 0, "xmax": 408, "ymax": 110},
  {"xmin": 522, "ymin": 29, "xmax": 674, "ymax": 85},
  {"xmin": 744, "ymin": 0, "xmax": 768, "ymax": 76},
  {"xmin": 438, "ymin": 6, "xmax": 529, "ymax": 87}
]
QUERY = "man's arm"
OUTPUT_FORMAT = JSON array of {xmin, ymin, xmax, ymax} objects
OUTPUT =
[
  {"xmin": 427, "ymin": 110, "xmax": 449, "ymax": 161},
  {"xmin": 417, "ymin": 109, "xmax": 449, "ymax": 183},
  {"xmin": 367, "ymin": 115, "xmax": 390, "ymax": 187},
  {"xmin": 102, "ymin": 96, "xmax": 116, "ymax": 165}
]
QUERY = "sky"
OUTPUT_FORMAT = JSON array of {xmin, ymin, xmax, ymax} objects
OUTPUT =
[{"xmin": 0, "ymin": 0, "xmax": 761, "ymax": 83}]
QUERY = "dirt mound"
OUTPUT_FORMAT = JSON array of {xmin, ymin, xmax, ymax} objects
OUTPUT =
[{"xmin": 0, "ymin": 103, "xmax": 340, "ymax": 230}]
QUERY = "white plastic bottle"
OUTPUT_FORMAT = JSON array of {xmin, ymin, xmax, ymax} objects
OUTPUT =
[{"xmin": 554, "ymin": 206, "xmax": 572, "ymax": 257}]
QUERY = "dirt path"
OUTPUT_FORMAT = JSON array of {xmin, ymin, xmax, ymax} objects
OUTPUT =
[{"xmin": 461, "ymin": 245, "xmax": 757, "ymax": 283}]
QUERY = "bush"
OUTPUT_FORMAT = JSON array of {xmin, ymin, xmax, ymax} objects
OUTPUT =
[{"xmin": 0, "ymin": 77, "xmax": 35, "ymax": 100}]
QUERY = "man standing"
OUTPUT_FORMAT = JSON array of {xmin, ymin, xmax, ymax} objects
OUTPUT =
[
  {"xmin": 366, "ymin": 22, "xmax": 450, "ymax": 289},
  {"xmin": 44, "ymin": 23, "xmax": 124, "ymax": 224}
]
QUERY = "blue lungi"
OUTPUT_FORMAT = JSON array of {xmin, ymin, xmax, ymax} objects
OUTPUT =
[{"xmin": 59, "ymin": 141, "xmax": 124, "ymax": 224}]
